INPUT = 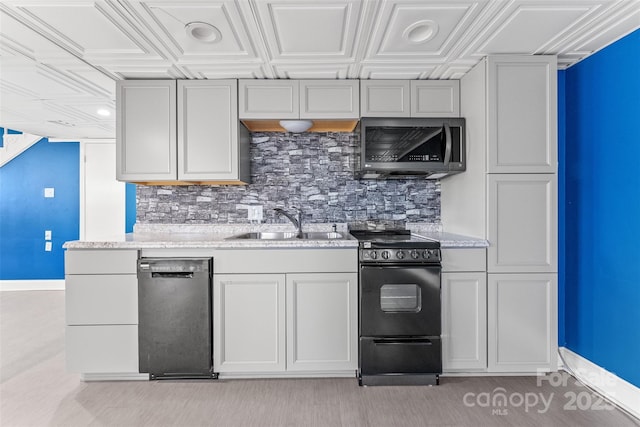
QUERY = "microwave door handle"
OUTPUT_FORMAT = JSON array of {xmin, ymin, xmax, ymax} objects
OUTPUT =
[{"xmin": 443, "ymin": 123, "xmax": 452, "ymax": 166}]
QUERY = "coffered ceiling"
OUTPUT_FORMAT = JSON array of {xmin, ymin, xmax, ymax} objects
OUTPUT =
[{"xmin": 1, "ymin": 0, "xmax": 638, "ymax": 139}]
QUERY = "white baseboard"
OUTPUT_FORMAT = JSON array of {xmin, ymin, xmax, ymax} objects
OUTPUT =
[
  {"xmin": 0, "ymin": 280, "xmax": 65, "ymax": 291},
  {"xmin": 559, "ymin": 347, "xmax": 640, "ymax": 420}
]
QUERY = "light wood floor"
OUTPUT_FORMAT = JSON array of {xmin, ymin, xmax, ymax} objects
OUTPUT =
[{"xmin": 1, "ymin": 291, "xmax": 638, "ymax": 427}]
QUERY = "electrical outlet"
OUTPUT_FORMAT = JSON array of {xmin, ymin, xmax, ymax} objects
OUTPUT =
[
  {"xmin": 44, "ymin": 187, "xmax": 55, "ymax": 198},
  {"xmin": 45, "ymin": 242, "xmax": 52, "ymax": 252},
  {"xmin": 45, "ymin": 230, "xmax": 52, "ymax": 240},
  {"xmin": 247, "ymin": 205, "xmax": 263, "ymax": 222}
]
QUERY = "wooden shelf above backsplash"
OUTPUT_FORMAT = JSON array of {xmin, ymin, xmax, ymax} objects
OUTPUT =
[{"xmin": 241, "ymin": 119, "xmax": 358, "ymax": 133}]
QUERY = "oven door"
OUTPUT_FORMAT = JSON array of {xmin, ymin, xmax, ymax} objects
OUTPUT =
[{"xmin": 360, "ymin": 265, "xmax": 441, "ymax": 337}]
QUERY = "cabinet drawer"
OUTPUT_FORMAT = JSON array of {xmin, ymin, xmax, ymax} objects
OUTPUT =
[
  {"xmin": 65, "ymin": 249, "xmax": 138, "ymax": 275},
  {"xmin": 66, "ymin": 325, "xmax": 139, "ymax": 373},
  {"xmin": 213, "ymin": 249, "xmax": 358, "ymax": 274},
  {"xmin": 441, "ymin": 249, "xmax": 486, "ymax": 272},
  {"xmin": 66, "ymin": 274, "xmax": 138, "ymax": 325},
  {"xmin": 360, "ymin": 337, "xmax": 441, "ymax": 375}
]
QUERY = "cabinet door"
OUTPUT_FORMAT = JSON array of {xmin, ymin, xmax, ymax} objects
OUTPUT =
[
  {"xmin": 487, "ymin": 174, "xmax": 557, "ymax": 273},
  {"xmin": 300, "ymin": 80, "xmax": 360, "ymax": 119},
  {"xmin": 487, "ymin": 56, "xmax": 557, "ymax": 173},
  {"xmin": 66, "ymin": 325, "xmax": 139, "ymax": 373},
  {"xmin": 411, "ymin": 80, "xmax": 460, "ymax": 117},
  {"xmin": 488, "ymin": 274, "xmax": 557, "ymax": 372},
  {"xmin": 66, "ymin": 274, "xmax": 137, "ymax": 325},
  {"xmin": 214, "ymin": 274, "xmax": 286, "ymax": 372},
  {"xmin": 286, "ymin": 273, "xmax": 358, "ymax": 371},
  {"xmin": 178, "ymin": 80, "xmax": 239, "ymax": 181},
  {"xmin": 116, "ymin": 80, "xmax": 176, "ymax": 181},
  {"xmin": 442, "ymin": 273, "xmax": 487, "ymax": 371},
  {"xmin": 360, "ymin": 80, "xmax": 410, "ymax": 117},
  {"xmin": 238, "ymin": 80, "xmax": 298, "ymax": 119}
]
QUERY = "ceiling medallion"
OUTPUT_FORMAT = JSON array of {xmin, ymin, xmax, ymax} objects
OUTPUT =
[
  {"xmin": 403, "ymin": 20, "xmax": 438, "ymax": 44},
  {"xmin": 185, "ymin": 22, "xmax": 222, "ymax": 43}
]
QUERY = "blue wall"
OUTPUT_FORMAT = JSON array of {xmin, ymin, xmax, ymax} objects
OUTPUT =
[
  {"xmin": 0, "ymin": 138, "xmax": 80, "ymax": 279},
  {"xmin": 561, "ymin": 29, "xmax": 640, "ymax": 387},
  {"xmin": 126, "ymin": 183, "xmax": 136, "ymax": 233},
  {"xmin": 557, "ymin": 71, "xmax": 566, "ymax": 347}
]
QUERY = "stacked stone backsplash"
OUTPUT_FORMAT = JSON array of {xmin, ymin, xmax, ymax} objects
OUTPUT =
[{"xmin": 136, "ymin": 132, "xmax": 440, "ymax": 225}]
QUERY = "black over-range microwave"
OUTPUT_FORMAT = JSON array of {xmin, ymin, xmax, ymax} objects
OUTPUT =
[{"xmin": 358, "ymin": 117, "xmax": 466, "ymax": 179}]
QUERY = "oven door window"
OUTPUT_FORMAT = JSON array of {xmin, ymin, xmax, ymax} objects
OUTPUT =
[{"xmin": 380, "ymin": 284, "xmax": 421, "ymax": 312}]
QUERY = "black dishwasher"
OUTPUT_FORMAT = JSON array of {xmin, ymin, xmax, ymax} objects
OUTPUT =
[{"xmin": 137, "ymin": 257, "xmax": 217, "ymax": 379}]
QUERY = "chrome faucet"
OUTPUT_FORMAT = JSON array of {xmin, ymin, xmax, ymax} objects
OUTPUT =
[{"xmin": 274, "ymin": 207, "xmax": 302, "ymax": 237}]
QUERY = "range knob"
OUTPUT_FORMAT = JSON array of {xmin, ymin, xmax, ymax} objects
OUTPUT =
[
  {"xmin": 422, "ymin": 250, "xmax": 431, "ymax": 259},
  {"xmin": 396, "ymin": 250, "xmax": 406, "ymax": 259},
  {"xmin": 410, "ymin": 250, "xmax": 420, "ymax": 260},
  {"xmin": 381, "ymin": 250, "xmax": 390, "ymax": 260},
  {"xmin": 369, "ymin": 250, "xmax": 378, "ymax": 260}
]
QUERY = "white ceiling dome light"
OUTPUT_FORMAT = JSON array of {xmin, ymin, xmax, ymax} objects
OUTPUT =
[
  {"xmin": 279, "ymin": 120, "xmax": 313, "ymax": 133},
  {"xmin": 403, "ymin": 20, "xmax": 439, "ymax": 44},
  {"xmin": 185, "ymin": 22, "xmax": 222, "ymax": 43}
]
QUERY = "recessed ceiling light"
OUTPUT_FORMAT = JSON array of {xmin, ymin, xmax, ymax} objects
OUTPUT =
[
  {"xmin": 185, "ymin": 22, "xmax": 222, "ymax": 43},
  {"xmin": 403, "ymin": 20, "xmax": 438, "ymax": 44},
  {"xmin": 97, "ymin": 108, "xmax": 111, "ymax": 117}
]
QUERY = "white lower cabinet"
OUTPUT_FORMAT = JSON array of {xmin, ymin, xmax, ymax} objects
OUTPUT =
[
  {"xmin": 64, "ymin": 249, "xmax": 139, "ymax": 376},
  {"xmin": 214, "ymin": 272, "xmax": 357, "ymax": 374},
  {"xmin": 441, "ymin": 248, "xmax": 487, "ymax": 372},
  {"xmin": 488, "ymin": 274, "xmax": 557, "ymax": 372},
  {"xmin": 441, "ymin": 272, "xmax": 487, "ymax": 371},
  {"xmin": 66, "ymin": 325, "xmax": 138, "ymax": 373},
  {"xmin": 286, "ymin": 273, "xmax": 358, "ymax": 371},
  {"xmin": 214, "ymin": 274, "xmax": 286, "ymax": 373}
]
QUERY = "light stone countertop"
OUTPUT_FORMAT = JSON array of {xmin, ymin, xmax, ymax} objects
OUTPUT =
[
  {"xmin": 63, "ymin": 223, "xmax": 489, "ymax": 250},
  {"xmin": 63, "ymin": 223, "xmax": 359, "ymax": 250},
  {"xmin": 406, "ymin": 223, "xmax": 489, "ymax": 248}
]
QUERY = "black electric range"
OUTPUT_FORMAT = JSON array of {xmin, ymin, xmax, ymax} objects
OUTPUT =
[{"xmin": 350, "ymin": 228, "xmax": 443, "ymax": 386}]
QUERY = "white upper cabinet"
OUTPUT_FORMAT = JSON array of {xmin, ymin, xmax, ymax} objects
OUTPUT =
[
  {"xmin": 238, "ymin": 80, "xmax": 299, "ymax": 119},
  {"xmin": 487, "ymin": 56, "xmax": 557, "ymax": 173},
  {"xmin": 177, "ymin": 80, "xmax": 241, "ymax": 181},
  {"xmin": 360, "ymin": 80, "xmax": 459, "ymax": 117},
  {"xmin": 238, "ymin": 79, "xmax": 359, "ymax": 119},
  {"xmin": 360, "ymin": 80, "xmax": 411, "ymax": 117},
  {"xmin": 116, "ymin": 80, "xmax": 177, "ymax": 181},
  {"xmin": 487, "ymin": 174, "xmax": 558, "ymax": 273},
  {"xmin": 117, "ymin": 79, "xmax": 248, "ymax": 184},
  {"xmin": 411, "ymin": 80, "xmax": 460, "ymax": 117},
  {"xmin": 300, "ymin": 80, "xmax": 359, "ymax": 119}
]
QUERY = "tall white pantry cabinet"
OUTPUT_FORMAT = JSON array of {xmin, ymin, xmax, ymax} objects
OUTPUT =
[{"xmin": 441, "ymin": 55, "xmax": 558, "ymax": 373}]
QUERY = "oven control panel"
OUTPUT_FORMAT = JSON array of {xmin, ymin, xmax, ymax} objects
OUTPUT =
[{"xmin": 360, "ymin": 248, "xmax": 441, "ymax": 263}]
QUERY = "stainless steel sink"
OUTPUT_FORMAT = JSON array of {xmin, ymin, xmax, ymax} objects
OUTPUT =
[
  {"xmin": 228, "ymin": 231, "xmax": 345, "ymax": 240},
  {"xmin": 300, "ymin": 231, "xmax": 344, "ymax": 240}
]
